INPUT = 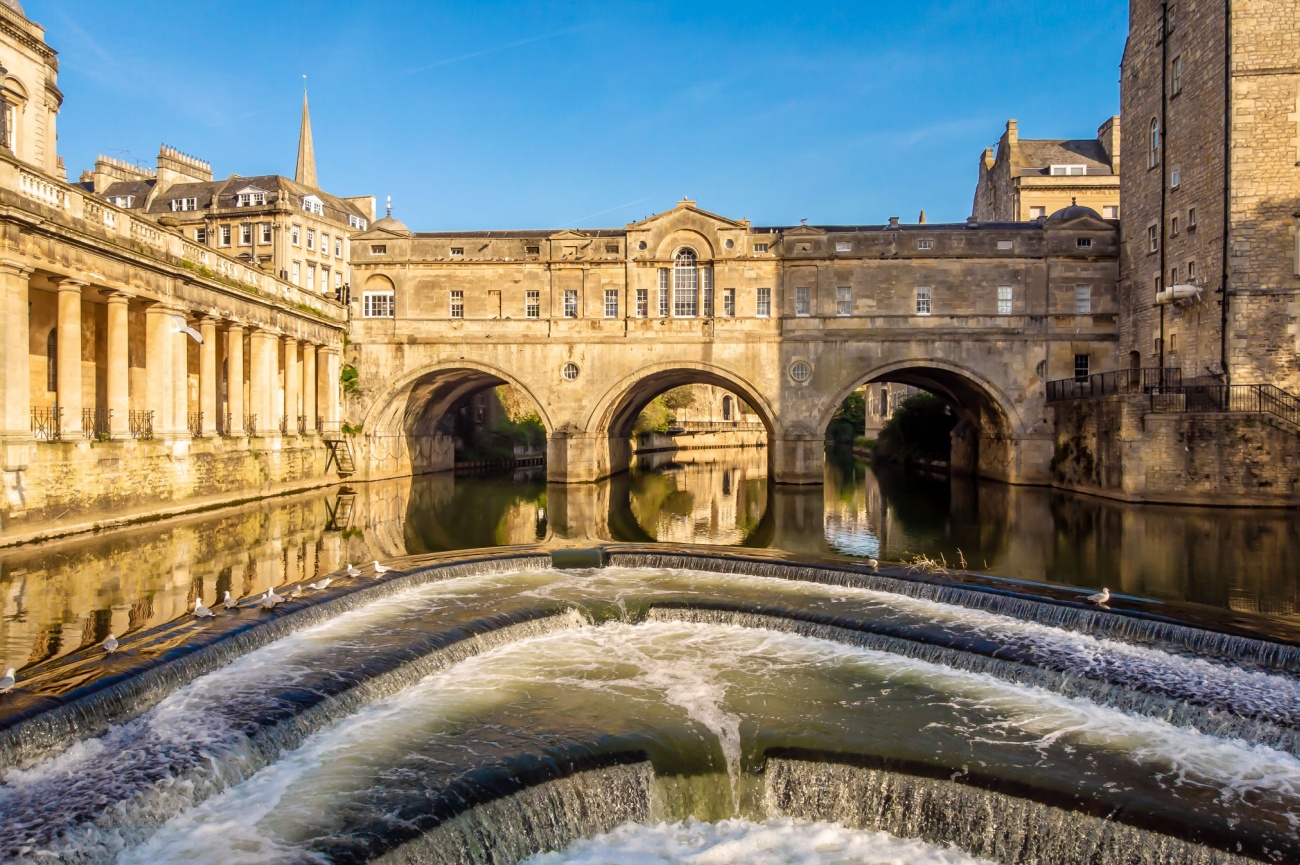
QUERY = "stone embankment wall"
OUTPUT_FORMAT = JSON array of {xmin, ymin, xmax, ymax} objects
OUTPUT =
[
  {"xmin": 1050, "ymin": 397, "xmax": 1300, "ymax": 506},
  {"xmin": 632, "ymin": 429, "xmax": 768, "ymax": 454},
  {"xmin": 1, "ymin": 438, "xmax": 336, "ymax": 546}
]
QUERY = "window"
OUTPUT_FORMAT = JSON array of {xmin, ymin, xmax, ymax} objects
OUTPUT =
[
  {"xmin": 1050, "ymin": 164, "xmax": 1087, "ymax": 176},
  {"xmin": 997, "ymin": 285, "xmax": 1013, "ymax": 315},
  {"xmin": 916, "ymin": 239, "xmax": 934, "ymax": 250},
  {"xmin": 636, "ymin": 288, "xmax": 648, "ymax": 318},
  {"xmin": 194, "ymin": 227, "xmax": 207, "ymax": 244},
  {"xmin": 604, "ymin": 289, "xmax": 619, "ymax": 318},
  {"xmin": 320, "ymin": 268, "xmax": 329, "ymax": 293},
  {"xmin": 1187, "ymin": 207, "xmax": 1197, "ymax": 229},
  {"xmin": 306, "ymin": 229, "xmax": 315, "ymax": 250},
  {"xmin": 723, "ymin": 287, "xmax": 736, "ymax": 317},
  {"xmin": 46, "ymin": 329, "xmax": 56, "ymax": 392},
  {"xmin": 1154, "ymin": 336, "xmax": 1163, "ymax": 355},
  {"xmin": 170, "ymin": 197, "xmax": 197, "ymax": 212},
  {"xmin": 1149, "ymin": 118, "xmax": 1160, "ymax": 168},
  {"xmin": 605, "ymin": 243, "xmax": 619, "ymax": 254},
  {"xmin": 997, "ymin": 240, "xmax": 1013, "ymax": 250},
  {"xmin": 1170, "ymin": 333, "xmax": 1179, "ymax": 352},
  {"xmin": 673, "ymin": 249, "xmax": 699, "ymax": 316},
  {"xmin": 561, "ymin": 362, "xmax": 580, "ymax": 381},
  {"xmin": 334, "ymin": 271, "xmax": 342, "ymax": 289},
  {"xmin": 1074, "ymin": 354, "xmax": 1090, "ymax": 381},
  {"xmin": 526, "ymin": 289, "xmax": 540, "ymax": 319},
  {"xmin": 915, "ymin": 286, "xmax": 932, "ymax": 315},
  {"xmin": 563, "ymin": 289, "xmax": 578, "ymax": 318},
  {"xmin": 291, "ymin": 261, "xmax": 300, "ymax": 284},
  {"xmin": 239, "ymin": 223, "xmax": 252, "ymax": 245},
  {"xmin": 753, "ymin": 243, "xmax": 770, "ymax": 254},
  {"xmin": 1154, "ymin": 275, "xmax": 1163, "ymax": 298},
  {"xmin": 347, "ymin": 215, "xmax": 367, "ymax": 230},
  {"xmin": 450, "ymin": 247, "xmax": 464, "ymax": 256},
  {"xmin": 363, "ymin": 291, "xmax": 394, "ymax": 318},
  {"xmin": 836, "ymin": 285, "xmax": 851, "ymax": 316},
  {"xmin": 835, "ymin": 240, "xmax": 852, "ymax": 252},
  {"xmin": 292, "ymin": 225, "xmax": 301, "ymax": 246},
  {"xmin": 702, "ymin": 268, "xmax": 714, "ymax": 316},
  {"xmin": 795, "ymin": 286, "xmax": 811, "ymax": 317},
  {"xmin": 370, "ymin": 244, "xmax": 387, "ymax": 255},
  {"xmin": 301, "ymin": 195, "xmax": 324, "ymax": 216},
  {"xmin": 236, "ymin": 191, "xmax": 266, "ymax": 207},
  {"xmin": 756, "ymin": 287, "xmax": 771, "ymax": 317},
  {"xmin": 1187, "ymin": 260, "xmax": 1196, "ymax": 281},
  {"xmin": 307, "ymin": 263, "xmax": 316, "ymax": 290},
  {"xmin": 1170, "ymin": 168, "xmax": 1180, "ymax": 189},
  {"xmin": 334, "ymin": 238, "xmax": 342, "ymax": 257},
  {"xmin": 450, "ymin": 290, "xmax": 464, "ymax": 318},
  {"xmin": 526, "ymin": 245, "xmax": 541, "ymax": 255},
  {"xmin": 110, "ymin": 195, "xmax": 134, "ymax": 207},
  {"xmin": 1077, "ymin": 237, "xmax": 1093, "ymax": 248},
  {"xmin": 1171, "ymin": 55, "xmax": 1183, "ymax": 95},
  {"xmin": 1171, "ymin": 216, "xmax": 1180, "ymax": 236},
  {"xmin": 1170, "ymin": 266, "xmax": 1179, "ymax": 286},
  {"xmin": 261, "ymin": 223, "xmax": 272, "ymax": 244},
  {"xmin": 1029, "ymin": 206, "xmax": 1047, "ymax": 220},
  {"xmin": 1148, "ymin": 224, "xmax": 1159, "ymax": 253},
  {"xmin": 219, "ymin": 225, "xmax": 231, "ymax": 247},
  {"xmin": 1075, "ymin": 285, "xmax": 1092, "ymax": 314},
  {"xmin": 789, "ymin": 361, "xmax": 812, "ymax": 383},
  {"xmin": 1103, "ymin": 205, "xmax": 1119, "ymax": 219},
  {"xmin": 321, "ymin": 233, "xmax": 329, "ymax": 254},
  {"xmin": 658, "ymin": 268, "xmax": 670, "ymax": 317}
]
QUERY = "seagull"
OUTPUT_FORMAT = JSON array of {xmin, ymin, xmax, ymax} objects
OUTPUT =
[
  {"xmin": 260, "ymin": 587, "xmax": 285, "ymax": 609},
  {"xmin": 194, "ymin": 598, "xmax": 215, "ymax": 618},
  {"xmin": 103, "ymin": 633, "xmax": 119, "ymax": 654},
  {"xmin": 168, "ymin": 314, "xmax": 203, "ymax": 344},
  {"xmin": 0, "ymin": 668, "xmax": 14, "ymax": 694},
  {"xmin": 866, "ymin": 558, "xmax": 879, "ymax": 572},
  {"xmin": 308, "ymin": 577, "xmax": 332, "ymax": 591},
  {"xmin": 223, "ymin": 590, "xmax": 238, "ymax": 610},
  {"xmin": 374, "ymin": 561, "xmax": 392, "ymax": 575},
  {"xmin": 1085, "ymin": 587, "xmax": 1111, "ymax": 606},
  {"xmin": 344, "ymin": 563, "xmax": 361, "ymax": 578},
  {"xmin": 290, "ymin": 585, "xmax": 304, "ymax": 599}
]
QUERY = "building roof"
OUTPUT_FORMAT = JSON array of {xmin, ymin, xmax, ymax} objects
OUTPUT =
[
  {"xmin": 1014, "ymin": 139, "xmax": 1114, "ymax": 175},
  {"xmin": 94, "ymin": 173, "xmax": 369, "ymax": 225},
  {"xmin": 1046, "ymin": 203, "xmax": 1104, "ymax": 223}
]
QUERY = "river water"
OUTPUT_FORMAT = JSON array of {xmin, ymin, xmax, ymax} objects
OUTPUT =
[{"xmin": 1, "ymin": 447, "xmax": 1297, "ymax": 671}]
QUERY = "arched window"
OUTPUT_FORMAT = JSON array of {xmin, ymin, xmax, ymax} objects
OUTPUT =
[
  {"xmin": 722, "ymin": 395, "xmax": 733, "ymax": 421},
  {"xmin": 46, "ymin": 329, "xmax": 57, "ymax": 393},
  {"xmin": 1149, "ymin": 118, "xmax": 1160, "ymax": 168},
  {"xmin": 673, "ymin": 248, "xmax": 699, "ymax": 317}
]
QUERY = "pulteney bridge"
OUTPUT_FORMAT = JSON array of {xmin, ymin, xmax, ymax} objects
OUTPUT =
[{"xmin": 345, "ymin": 200, "xmax": 1119, "ymax": 486}]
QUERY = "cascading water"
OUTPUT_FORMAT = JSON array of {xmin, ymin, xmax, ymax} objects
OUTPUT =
[{"xmin": 0, "ymin": 558, "xmax": 1296, "ymax": 865}]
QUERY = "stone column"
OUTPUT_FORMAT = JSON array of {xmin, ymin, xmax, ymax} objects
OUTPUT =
[
  {"xmin": 172, "ymin": 314, "xmax": 189, "ymax": 436},
  {"xmin": 105, "ymin": 292, "xmax": 131, "ymax": 438},
  {"xmin": 0, "ymin": 263, "xmax": 33, "ymax": 445},
  {"xmin": 283, "ymin": 337, "xmax": 300, "ymax": 435},
  {"xmin": 144, "ymin": 304, "xmax": 175, "ymax": 435},
  {"xmin": 318, "ymin": 347, "xmax": 340, "ymax": 426},
  {"xmin": 226, "ymin": 324, "xmax": 245, "ymax": 434},
  {"xmin": 56, "ymin": 280, "xmax": 85, "ymax": 436},
  {"xmin": 199, "ymin": 318, "xmax": 217, "ymax": 436},
  {"xmin": 249, "ymin": 329, "xmax": 277, "ymax": 435},
  {"xmin": 302, "ymin": 344, "xmax": 317, "ymax": 432}
]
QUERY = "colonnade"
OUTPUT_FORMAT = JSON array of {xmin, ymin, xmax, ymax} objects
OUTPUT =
[{"xmin": 0, "ymin": 268, "xmax": 342, "ymax": 443}]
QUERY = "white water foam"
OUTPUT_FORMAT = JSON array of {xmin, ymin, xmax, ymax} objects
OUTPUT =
[{"xmin": 522, "ymin": 817, "xmax": 997, "ymax": 865}]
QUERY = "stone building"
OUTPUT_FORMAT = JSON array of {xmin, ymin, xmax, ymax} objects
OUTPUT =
[
  {"xmin": 863, "ymin": 383, "xmax": 920, "ymax": 437},
  {"xmin": 0, "ymin": 1, "xmax": 59, "ymax": 179},
  {"xmin": 77, "ymin": 93, "xmax": 374, "ymax": 302},
  {"xmin": 972, "ymin": 118, "xmax": 1121, "ymax": 222},
  {"xmin": 1117, "ymin": 0, "xmax": 1300, "ymax": 390}
]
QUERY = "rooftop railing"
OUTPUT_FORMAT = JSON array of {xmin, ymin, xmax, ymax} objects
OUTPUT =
[{"xmin": 1046, "ymin": 368, "xmax": 1182, "ymax": 402}]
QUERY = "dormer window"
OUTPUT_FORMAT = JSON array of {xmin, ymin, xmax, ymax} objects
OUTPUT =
[
  {"xmin": 109, "ymin": 195, "xmax": 134, "ymax": 208},
  {"xmin": 450, "ymin": 247, "xmax": 464, "ymax": 256},
  {"xmin": 1077, "ymin": 237, "xmax": 1094, "ymax": 248},
  {"xmin": 170, "ymin": 197, "xmax": 197, "ymax": 212},
  {"xmin": 753, "ymin": 243, "xmax": 769, "ymax": 253},
  {"xmin": 347, "ymin": 215, "xmax": 367, "ymax": 230},
  {"xmin": 301, "ymin": 195, "xmax": 324, "ymax": 216},
  {"xmin": 1050, "ymin": 164, "xmax": 1087, "ymax": 176},
  {"xmin": 236, "ymin": 190, "xmax": 267, "ymax": 207}
]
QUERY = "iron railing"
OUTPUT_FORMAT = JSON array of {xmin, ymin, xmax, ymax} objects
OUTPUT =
[
  {"xmin": 675, "ymin": 420, "xmax": 767, "ymax": 431},
  {"xmin": 82, "ymin": 408, "xmax": 112, "ymax": 440},
  {"xmin": 244, "ymin": 413, "xmax": 258, "ymax": 435},
  {"xmin": 1149, "ymin": 384, "xmax": 1300, "ymax": 429},
  {"xmin": 31, "ymin": 406, "xmax": 62, "ymax": 441},
  {"xmin": 297, "ymin": 415, "xmax": 308, "ymax": 436},
  {"xmin": 187, "ymin": 411, "xmax": 204, "ymax": 438},
  {"xmin": 129, "ymin": 410, "xmax": 154, "ymax": 440},
  {"xmin": 1046, "ymin": 367, "xmax": 1182, "ymax": 402},
  {"xmin": 278, "ymin": 415, "xmax": 288, "ymax": 435},
  {"xmin": 216, "ymin": 411, "xmax": 233, "ymax": 437}
]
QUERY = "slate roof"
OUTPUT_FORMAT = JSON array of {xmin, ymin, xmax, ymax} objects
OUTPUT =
[
  {"xmin": 91, "ymin": 173, "xmax": 369, "ymax": 226},
  {"xmin": 413, "ymin": 229, "xmax": 626, "ymax": 238},
  {"xmin": 1015, "ymin": 139, "xmax": 1115, "ymax": 175}
]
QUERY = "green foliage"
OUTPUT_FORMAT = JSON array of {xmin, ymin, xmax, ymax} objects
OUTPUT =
[
  {"xmin": 340, "ymin": 364, "xmax": 360, "ymax": 394},
  {"xmin": 341, "ymin": 421, "xmax": 364, "ymax": 436},
  {"xmin": 826, "ymin": 388, "xmax": 867, "ymax": 444},
  {"xmin": 633, "ymin": 396, "xmax": 673, "ymax": 434},
  {"xmin": 491, "ymin": 412, "xmax": 546, "ymax": 448},
  {"xmin": 293, "ymin": 301, "xmax": 325, "ymax": 317},
  {"xmin": 874, "ymin": 393, "xmax": 958, "ymax": 466},
  {"xmin": 660, "ymin": 385, "xmax": 696, "ymax": 411}
]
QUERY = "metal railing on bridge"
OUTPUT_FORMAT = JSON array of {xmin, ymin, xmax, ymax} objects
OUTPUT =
[
  {"xmin": 674, "ymin": 420, "xmax": 767, "ymax": 432},
  {"xmin": 1046, "ymin": 368, "xmax": 1182, "ymax": 402},
  {"xmin": 1149, "ymin": 384, "xmax": 1300, "ymax": 429}
]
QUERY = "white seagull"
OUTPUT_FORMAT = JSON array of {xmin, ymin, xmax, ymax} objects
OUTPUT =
[
  {"xmin": 223, "ymin": 590, "xmax": 238, "ymax": 610},
  {"xmin": 374, "ymin": 561, "xmax": 392, "ymax": 575},
  {"xmin": 1085, "ymin": 587, "xmax": 1111, "ymax": 606},
  {"xmin": 290, "ymin": 585, "xmax": 304, "ymax": 599},
  {"xmin": 193, "ymin": 598, "xmax": 215, "ymax": 618},
  {"xmin": 344, "ymin": 563, "xmax": 361, "ymax": 578},
  {"xmin": 103, "ymin": 633, "xmax": 119, "ymax": 654},
  {"xmin": 866, "ymin": 558, "xmax": 879, "ymax": 572},
  {"xmin": 260, "ymin": 587, "xmax": 285, "ymax": 609},
  {"xmin": 168, "ymin": 314, "xmax": 203, "ymax": 344},
  {"xmin": 0, "ymin": 668, "xmax": 14, "ymax": 694},
  {"xmin": 308, "ymin": 577, "xmax": 332, "ymax": 591}
]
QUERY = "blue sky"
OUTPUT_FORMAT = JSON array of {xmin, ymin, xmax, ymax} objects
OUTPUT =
[{"xmin": 29, "ymin": 1, "xmax": 1128, "ymax": 230}]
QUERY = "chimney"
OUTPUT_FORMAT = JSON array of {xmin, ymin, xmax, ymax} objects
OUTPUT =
[
  {"xmin": 91, "ymin": 154, "xmax": 156, "ymax": 194},
  {"xmin": 1097, "ymin": 115, "xmax": 1121, "ymax": 173},
  {"xmin": 156, "ymin": 145, "xmax": 212, "ymax": 190},
  {"xmin": 888, "ymin": 216, "xmax": 899, "ymax": 228},
  {"xmin": 1005, "ymin": 118, "xmax": 1018, "ymax": 146},
  {"xmin": 981, "ymin": 147, "xmax": 995, "ymax": 171},
  {"xmin": 918, "ymin": 210, "xmax": 926, "ymax": 225}
]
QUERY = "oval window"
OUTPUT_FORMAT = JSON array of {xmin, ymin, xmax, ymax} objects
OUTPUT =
[
  {"xmin": 561, "ymin": 362, "xmax": 580, "ymax": 381},
  {"xmin": 789, "ymin": 361, "xmax": 812, "ymax": 383}
]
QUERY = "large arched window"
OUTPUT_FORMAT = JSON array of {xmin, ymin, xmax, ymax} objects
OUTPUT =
[
  {"xmin": 46, "ymin": 329, "xmax": 57, "ymax": 393},
  {"xmin": 1149, "ymin": 118, "xmax": 1160, "ymax": 168},
  {"xmin": 673, "ymin": 248, "xmax": 699, "ymax": 317}
]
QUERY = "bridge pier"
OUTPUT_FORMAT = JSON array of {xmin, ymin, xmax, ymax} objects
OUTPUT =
[{"xmin": 770, "ymin": 434, "xmax": 825, "ymax": 485}]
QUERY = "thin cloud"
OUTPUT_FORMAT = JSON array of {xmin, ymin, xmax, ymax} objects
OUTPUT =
[
  {"xmin": 400, "ymin": 27, "xmax": 585, "ymax": 77},
  {"xmin": 562, "ymin": 196, "xmax": 654, "ymax": 228}
]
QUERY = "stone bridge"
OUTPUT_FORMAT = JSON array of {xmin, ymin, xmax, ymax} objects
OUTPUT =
[{"xmin": 345, "ymin": 201, "xmax": 1119, "ymax": 486}]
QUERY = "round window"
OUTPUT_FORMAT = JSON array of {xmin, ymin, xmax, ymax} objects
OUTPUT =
[
  {"xmin": 637, "ymin": 241, "xmax": 648, "ymax": 250},
  {"xmin": 789, "ymin": 361, "xmax": 812, "ymax": 383},
  {"xmin": 724, "ymin": 239, "xmax": 735, "ymax": 249},
  {"xmin": 561, "ymin": 362, "xmax": 580, "ymax": 382}
]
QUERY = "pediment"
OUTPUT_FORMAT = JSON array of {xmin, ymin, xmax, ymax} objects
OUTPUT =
[
  {"xmin": 547, "ymin": 229, "xmax": 589, "ymax": 240},
  {"xmin": 1046, "ymin": 214, "xmax": 1114, "ymax": 231},
  {"xmin": 627, "ymin": 200, "xmax": 748, "ymax": 231},
  {"xmin": 783, "ymin": 224, "xmax": 826, "ymax": 236}
]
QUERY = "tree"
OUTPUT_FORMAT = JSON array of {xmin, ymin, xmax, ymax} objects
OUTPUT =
[
  {"xmin": 873, "ymin": 393, "xmax": 958, "ymax": 465},
  {"xmin": 826, "ymin": 388, "xmax": 867, "ymax": 444}
]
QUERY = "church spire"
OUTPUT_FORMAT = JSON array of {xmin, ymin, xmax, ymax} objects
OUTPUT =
[{"xmin": 295, "ymin": 77, "xmax": 317, "ymax": 188}]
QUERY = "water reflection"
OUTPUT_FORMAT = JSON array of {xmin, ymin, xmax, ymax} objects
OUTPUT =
[{"xmin": 3, "ymin": 450, "xmax": 1299, "ymax": 670}]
